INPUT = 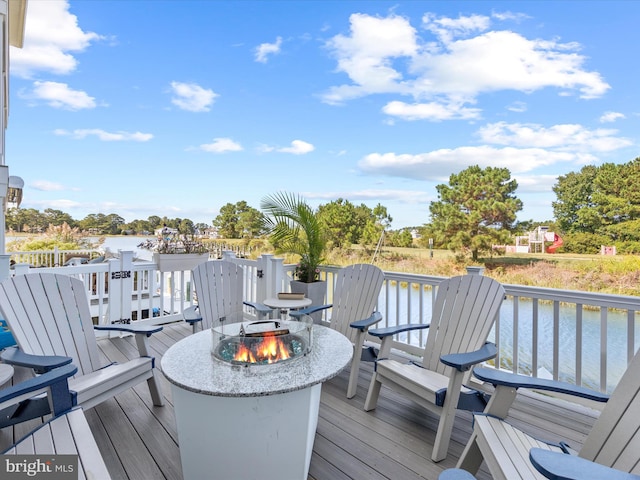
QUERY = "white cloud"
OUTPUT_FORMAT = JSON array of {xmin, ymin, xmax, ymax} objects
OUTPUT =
[
  {"xmin": 306, "ymin": 189, "xmax": 432, "ymax": 204},
  {"xmin": 199, "ymin": 137, "xmax": 243, "ymax": 153},
  {"xmin": 322, "ymin": 13, "xmax": 418, "ymax": 105},
  {"xmin": 22, "ymin": 81, "xmax": 97, "ymax": 110},
  {"xmin": 477, "ymin": 121, "xmax": 632, "ymax": 151},
  {"xmin": 277, "ymin": 140, "xmax": 315, "ymax": 155},
  {"xmin": 359, "ymin": 146, "xmax": 580, "ymax": 180},
  {"xmin": 170, "ymin": 82, "xmax": 218, "ymax": 112},
  {"xmin": 322, "ymin": 12, "xmax": 610, "ymax": 119},
  {"xmin": 512, "ymin": 174, "xmax": 559, "ymax": 193},
  {"xmin": 382, "ymin": 100, "xmax": 481, "ymax": 121},
  {"xmin": 599, "ymin": 111, "xmax": 625, "ymax": 123},
  {"xmin": 255, "ymin": 36, "xmax": 283, "ymax": 63},
  {"xmin": 54, "ymin": 129, "xmax": 153, "ymax": 142},
  {"xmin": 30, "ymin": 180, "xmax": 66, "ymax": 191},
  {"xmin": 30, "ymin": 199, "xmax": 83, "ymax": 210},
  {"xmin": 422, "ymin": 12, "xmax": 490, "ymax": 43},
  {"xmin": 507, "ymin": 101, "xmax": 527, "ymax": 113},
  {"xmin": 10, "ymin": 0, "xmax": 101, "ymax": 78}
]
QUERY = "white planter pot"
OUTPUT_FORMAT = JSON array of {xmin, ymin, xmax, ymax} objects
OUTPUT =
[
  {"xmin": 290, "ymin": 280, "xmax": 327, "ymax": 322},
  {"xmin": 153, "ymin": 253, "xmax": 210, "ymax": 273}
]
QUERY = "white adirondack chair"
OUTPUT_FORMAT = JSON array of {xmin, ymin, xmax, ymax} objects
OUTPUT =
[
  {"xmin": 453, "ymin": 344, "xmax": 640, "ymax": 480},
  {"xmin": 0, "ymin": 273, "xmax": 164, "ymax": 410},
  {"xmin": 291, "ymin": 263, "xmax": 385, "ymax": 398},
  {"xmin": 364, "ymin": 274, "xmax": 505, "ymax": 462},
  {"xmin": 184, "ymin": 260, "xmax": 273, "ymax": 332},
  {"xmin": 0, "ymin": 363, "xmax": 112, "ymax": 479}
]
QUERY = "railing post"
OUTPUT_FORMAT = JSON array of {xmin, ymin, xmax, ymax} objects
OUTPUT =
[
  {"xmin": 13, "ymin": 263, "xmax": 29, "ymax": 275},
  {"xmin": 269, "ymin": 256, "xmax": 285, "ymax": 297},
  {"xmin": 222, "ymin": 250, "xmax": 236, "ymax": 261},
  {"xmin": 0, "ymin": 254, "xmax": 10, "ymax": 282},
  {"xmin": 54, "ymin": 246, "xmax": 60, "ymax": 267},
  {"xmin": 256, "ymin": 254, "xmax": 271, "ymax": 302},
  {"xmin": 107, "ymin": 251, "xmax": 134, "ymax": 326},
  {"xmin": 466, "ymin": 266, "xmax": 485, "ymax": 275}
]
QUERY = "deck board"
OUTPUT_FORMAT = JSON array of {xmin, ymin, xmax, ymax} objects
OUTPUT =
[{"xmin": 0, "ymin": 322, "xmax": 599, "ymax": 479}]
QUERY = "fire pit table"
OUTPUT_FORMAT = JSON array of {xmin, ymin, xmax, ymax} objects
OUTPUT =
[{"xmin": 161, "ymin": 315, "xmax": 353, "ymax": 480}]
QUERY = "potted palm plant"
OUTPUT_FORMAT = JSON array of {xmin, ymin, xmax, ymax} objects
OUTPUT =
[{"xmin": 261, "ymin": 192, "xmax": 327, "ymax": 308}]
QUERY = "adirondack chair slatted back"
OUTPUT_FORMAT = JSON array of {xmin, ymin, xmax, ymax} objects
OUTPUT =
[
  {"xmin": 0, "ymin": 273, "xmax": 102, "ymax": 376},
  {"xmin": 191, "ymin": 260, "xmax": 244, "ymax": 329},
  {"xmin": 330, "ymin": 264, "xmax": 384, "ymax": 343},
  {"xmin": 579, "ymin": 347, "xmax": 640, "ymax": 473},
  {"xmin": 422, "ymin": 275, "xmax": 505, "ymax": 376}
]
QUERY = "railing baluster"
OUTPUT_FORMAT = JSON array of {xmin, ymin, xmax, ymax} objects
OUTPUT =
[
  {"xmin": 553, "ymin": 300, "xmax": 560, "ymax": 381},
  {"xmin": 576, "ymin": 304, "xmax": 583, "ymax": 386},
  {"xmin": 532, "ymin": 298, "xmax": 539, "ymax": 377}
]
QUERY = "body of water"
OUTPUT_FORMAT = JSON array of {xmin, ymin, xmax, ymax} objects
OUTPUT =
[{"xmin": 98, "ymin": 236, "xmax": 156, "ymax": 261}]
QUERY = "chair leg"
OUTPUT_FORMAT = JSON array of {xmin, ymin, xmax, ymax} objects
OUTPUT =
[
  {"xmin": 456, "ymin": 432, "xmax": 484, "ymax": 474},
  {"xmin": 432, "ymin": 370, "xmax": 465, "ymax": 462},
  {"xmin": 347, "ymin": 331, "xmax": 367, "ymax": 399},
  {"xmin": 347, "ymin": 355, "xmax": 359, "ymax": 399},
  {"xmin": 147, "ymin": 371, "xmax": 165, "ymax": 406},
  {"xmin": 432, "ymin": 407, "xmax": 457, "ymax": 462},
  {"xmin": 364, "ymin": 372, "xmax": 382, "ymax": 411}
]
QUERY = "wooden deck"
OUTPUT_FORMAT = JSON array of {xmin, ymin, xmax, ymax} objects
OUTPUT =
[{"xmin": 1, "ymin": 322, "xmax": 600, "ymax": 480}]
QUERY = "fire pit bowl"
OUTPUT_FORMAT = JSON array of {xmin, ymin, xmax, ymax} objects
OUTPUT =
[{"xmin": 211, "ymin": 317, "xmax": 312, "ymax": 366}]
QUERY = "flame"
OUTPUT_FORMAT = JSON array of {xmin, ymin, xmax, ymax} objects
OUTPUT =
[{"xmin": 233, "ymin": 333, "xmax": 291, "ymax": 364}]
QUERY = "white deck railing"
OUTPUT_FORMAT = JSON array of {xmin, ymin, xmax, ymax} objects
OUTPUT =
[{"xmin": 6, "ymin": 250, "xmax": 639, "ymax": 394}]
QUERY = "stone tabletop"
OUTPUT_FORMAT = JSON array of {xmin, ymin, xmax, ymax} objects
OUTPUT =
[
  {"xmin": 263, "ymin": 297, "xmax": 313, "ymax": 310},
  {"xmin": 161, "ymin": 324, "xmax": 353, "ymax": 397}
]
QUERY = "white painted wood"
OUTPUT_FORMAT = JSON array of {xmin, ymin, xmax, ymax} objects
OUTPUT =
[
  {"xmin": 458, "ymin": 341, "xmax": 640, "ymax": 478},
  {"xmin": 364, "ymin": 274, "xmax": 505, "ymax": 462},
  {"xmin": 326, "ymin": 264, "xmax": 385, "ymax": 398},
  {"xmin": 0, "ymin": 272, "xmax": 164, "ymax": 409},
  {"xmin": 172, "ymin": 379, "xmax": 321, "ymax": 480},
  {"xmin": 191, "ymin": 260, "xmax": 247, "ymax": 330},
  {"xmin": 6, "ymin": 409, "xmax": 111, "ymax": 480}
]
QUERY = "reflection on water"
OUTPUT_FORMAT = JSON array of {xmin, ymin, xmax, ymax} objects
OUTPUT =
[
  {"xmin": 379, "ymin": 286, "xmax": 639, "ymax": 392},
  {"xmin": 97, "ymin": 236, "xmax": 155, "ymax": 261}
]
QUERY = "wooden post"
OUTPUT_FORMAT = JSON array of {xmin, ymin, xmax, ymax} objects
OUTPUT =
[
  {"xmin": 107, "ymin": 251, "xmax": 134, "ymax": 325},
  {"xmin": 255, "ymin": 254, "xmax": 271, "ymax": 303},
  {"xmin": 0, "ymin": 254, "xmax": 9, "ymax": 282},
  {"xmin": 269, "ymin": 255, "xmax": 284, "ymax": 297}
]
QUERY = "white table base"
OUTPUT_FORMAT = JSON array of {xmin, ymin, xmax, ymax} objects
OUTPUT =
[{"xmin": 173, "ymin": 383, "xmax": 321, "ymax": 480}]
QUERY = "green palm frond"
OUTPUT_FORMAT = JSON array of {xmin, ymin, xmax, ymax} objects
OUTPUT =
[{"xmin": 261, "ymin": 192, "xmax": 326, "ymax": 282}]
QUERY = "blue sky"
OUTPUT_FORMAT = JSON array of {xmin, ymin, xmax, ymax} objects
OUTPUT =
[{"xmin": 6, "ymin": 0, "xmax": 639, "ymax": 229}]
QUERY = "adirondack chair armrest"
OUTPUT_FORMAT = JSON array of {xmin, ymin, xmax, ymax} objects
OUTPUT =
[
  {"xmin": 529, "ymin": 448, "xmax": 640, "ymax": 480},
  {"xmin": 350, "ymin": 311, "xmax": 383, "ymax": 331},
  {"xmin": 438, "ymin": 469, "xmax": 478, "ymax": 480},
  {"xmin": 472, "ymin": 367, "xmax": 610, "ymax": 403},
  {"xmin": 183, "ymin": 305, "xmax": 202, "ymax": 326},
  {"xmin": 368, "ymin": 323, "xmax": 430, "ymax": 339},
  {"xmin": 440, "ymin": 342, "xmax": 497, "ymax": 372},
  {"xmin": 243, "ymin": 301, "xmax": 274, "ymax": 318},
  {"xmin": 94, "ymin": 324, "xmax": 163, "ymax": 337},
  {"xmin": 0, "ymin": 363, "xmax": 78, "ymax": 415},
  {"xmin": 0, "ymin": 347, "xmax": 73, "ymax": 374},
  {"xmin": 290, "ymin": 304, "xmax": 333, "ymax": 318}
]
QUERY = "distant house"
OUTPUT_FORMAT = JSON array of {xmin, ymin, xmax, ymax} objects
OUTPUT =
[
  {"xmin": 410, "ymin": 229, "xmax": 422, "ymax": 240},
  {"xmin": 202, "ymin": 227, "xmax": 220, "ymax": 239}
]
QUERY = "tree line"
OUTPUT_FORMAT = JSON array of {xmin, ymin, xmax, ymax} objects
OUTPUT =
[{"xmin": 8, "ymin": 156, "xmax": 640, "ymax": 259}]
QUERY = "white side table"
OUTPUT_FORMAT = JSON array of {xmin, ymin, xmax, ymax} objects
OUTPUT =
[
  {"xmin": 0, "ymin": 363, "xmax": 14, "ymax": 387},
  {"xmin": 263, "ymin": 297, "xmax": 312, "ymax": 320}
]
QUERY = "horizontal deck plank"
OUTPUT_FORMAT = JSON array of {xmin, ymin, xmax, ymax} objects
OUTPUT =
[{"xmin": 0, "ymin": 321, "xmax": 599, "ymax": 479}]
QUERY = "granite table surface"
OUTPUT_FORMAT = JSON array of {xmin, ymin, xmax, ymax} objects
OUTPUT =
[{"xmin": 161, "ymin": 324, "xmax": 353, "ymax": 397}]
